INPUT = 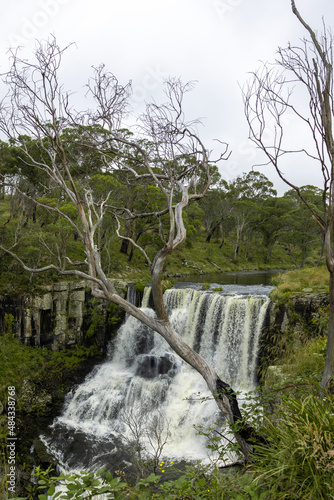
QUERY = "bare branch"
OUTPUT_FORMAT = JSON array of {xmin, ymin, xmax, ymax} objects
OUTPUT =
[
  {"xmin": 244, "ymin": 1, "xmax": 334, "ymax": 389},
  {"xmin": 0, "ymin": 38, "xmax": 255, "ymax": 457},
  {"xmin": 115, "ymin": 216, "xmax": 152, "ymax": 267}
]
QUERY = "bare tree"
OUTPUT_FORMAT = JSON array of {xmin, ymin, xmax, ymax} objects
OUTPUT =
[
  {"xmin": 119, "ymin": 404, "xmax": 170, "ymax": 480},
  {"xmin": 0, "ymin": 38, "xmax": 254, "ymax": 459},
  {"xmin": 243, "ymin": 0, "xmax": 334, "ymax": 390}
]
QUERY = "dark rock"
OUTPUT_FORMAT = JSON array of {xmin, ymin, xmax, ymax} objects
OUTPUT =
[
  {"xmin": 0, "ymin": 280, "xmax": 130, "ymax": 352},
  {"xmin": 290, "ymin": 293, "xmax": 329, "ymax": 323},
  {"xmin": 135, "ymin": 354, "xmax": 177, "ymax": 379},
  {"xmin": 257, "ymin": 292, "xmax": 329, "ymax": 383},
  {"xmin": 32, "ymin": 438, "xmax": 57, "ymax": 468}
]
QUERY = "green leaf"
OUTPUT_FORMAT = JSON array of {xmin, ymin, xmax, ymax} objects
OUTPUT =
[
  {"xmin": 47, "ymin": 483, "xmax": 56, "ymax": 496},
  {"xmin": 54, "ymin": 492, "xmax": 65, "ymax": 499},
  {"xmin": 104, "ymin": 470, "xmax": 113, "ymax": 482},
  {"xmin": 67, "ymin": 483, "xmax": 77, "ymax": 491},
  {"xmin": 91, "ymin": 479, "xmax": 101, "ymax": 487},
  {"xmin": 140, "ymin": 473, "xmax": 160, "ymax": 484},
  {"xmin": 96, "ymin": 467, "xmax": 106, "ymax": 476},
  {"xmin": 195, "ymin": 477, "xmax": 206, "ymax": 488}
]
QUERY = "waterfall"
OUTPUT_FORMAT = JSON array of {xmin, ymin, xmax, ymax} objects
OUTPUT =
[
  {"xmin": 41, "ymin": 286, "xmax": 270, "ymax": 473},
  {"xmin": 126, "ymin": 284, "xmax": 137, "ymax": 306}
]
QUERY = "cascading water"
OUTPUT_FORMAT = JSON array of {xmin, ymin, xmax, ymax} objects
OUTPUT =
[{"xmin": 41, "ymin": 285, "xmax": 270, "ymax": 474}]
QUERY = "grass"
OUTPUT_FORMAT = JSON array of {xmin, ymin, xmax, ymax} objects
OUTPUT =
[
  {"xmin": 247, "ymin": 320, "xmax": 333, "ymax": 499},
  {"xmin": 252, "ymin": 391, "xmax": 334, "ymax": 499},
  {"xmin": 0, "ymin": 234, "xmax": 299, "ymax": 296},
  {"xmin": 269, "ymin": 266, "xmax": 329, "ymax": 303},
  {"xmin": 264, "ymin": 336, "xmax": 327, "ymax": 394},
  {"xmin": 113, "ymin": 235, "xmax": 300, "ymax": 286}
]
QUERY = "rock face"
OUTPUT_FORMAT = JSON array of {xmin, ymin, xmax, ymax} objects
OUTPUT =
[
  {"xmin": 268, "ymin": 293, "xmax": 329, "ymax": 334},
  {"xmin": 257, "ymin": 292, "xmax": 329, "ymax": 380},
  {"xmin": 0, "ymin": 280, "xmax": 127, "ymax": 351},
  {"xmin": 135, "ymin": 354, "xmax": 178, "ymax": 379},
  {"xmin": 1, "ymin": 281, "xmax": 328, "ymax": 356}
]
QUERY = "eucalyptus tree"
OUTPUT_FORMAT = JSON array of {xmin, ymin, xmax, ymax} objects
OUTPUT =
[
  {"xmin": 282, "ymin": 186, "xmax": 324, "ymax": 267},
  {"xmin": 201, "ymin": 180, "xmax": 233, "ymax": 245},
  {"xmin": 0, "ymin": 39, "xmax": 255, "ymax": 459},
  {"xmin": 257, "ymin": 195, "xmax": 295, "ymax": 264},
  {"xmin": 201, "ymin": 171, "xmax": 276, "ymax": 255},
  {"xmin": 0, "ymin": 140, "xmax": 19, "ymax": 200},
  {"xmin": 227, "ymin": 171, "xmax": 276, "ymax": 261},
  {"xmin": 243, "ymin": 0, "xmax": 334, "ymax": 389}
]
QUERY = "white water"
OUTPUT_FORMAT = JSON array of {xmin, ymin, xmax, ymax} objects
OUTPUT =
[{"xmin": 42, "ymin": 287, "xmax": 270, "ymax": 472}]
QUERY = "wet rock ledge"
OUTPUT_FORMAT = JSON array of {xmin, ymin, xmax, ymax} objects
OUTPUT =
[{"xmin": 0, "ymin": 280, "xmax": 128, "ymax": 351}]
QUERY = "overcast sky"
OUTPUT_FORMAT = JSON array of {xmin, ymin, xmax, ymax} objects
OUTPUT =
[{"xmin": 1, "ymin": 0, "xmax": 334, "ymax": 195}]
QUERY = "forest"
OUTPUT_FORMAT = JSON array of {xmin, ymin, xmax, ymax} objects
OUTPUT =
[{"xmin": 0, "ymin": 135, "xmax": 324, "ymax": 293}]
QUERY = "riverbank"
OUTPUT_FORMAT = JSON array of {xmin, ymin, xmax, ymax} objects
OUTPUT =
[
  {"xmin": 0, "ymin": 232, "xmax": 313, "ymax": 299},
  {"xmin": 0, "ymin": 266, "xmax": 331, "ymax": 498}
]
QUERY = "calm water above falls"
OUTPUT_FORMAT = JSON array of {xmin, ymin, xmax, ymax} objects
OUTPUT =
[
  {"xmin": 174, "ymin": 269, "xmax": 279, "ymax": 295},
  {"xmin": 41, "ymin": 285, "xmax": 270, "ymax": 475}
]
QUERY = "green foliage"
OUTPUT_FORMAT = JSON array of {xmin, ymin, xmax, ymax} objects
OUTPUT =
[
  {"xmin": 0, "ymin": 332, "xmax": 101, "ymax": 499},
  {"xmin": 285, "ymin": 336, "xmax": 327, "ymax": 384},
  {"xmin": 311, "ymin": 304, "xmax": 330, "ymax": 335},
  {"xmin": 0, "ymin": 335, "xmax": 46, "ymax": 414},
  {"xmin": 251, "ymin": 327, "xmax": 333, "ymax": 498},
  {"xmin": 32, "ymin": 346, "xmax": 100, "ymax": 403},
  {"xmin": 3, "ymin": 313, "xmax": 15, "ymax": 335},
  {"xmin": 252, "ymin": 391, "xmax": 334, "ymax": 499},
  {"xmin": 31, "ymin": 462, "xmax": 268, "ymax": 500},
  {"xmin": 34, "ymin": 466, "xmax": 129, "ymax": 500},
  {"xmin": 200, "ymin": 177, "xmax": 323, "ymax": 268},
  {"xmin": 1, "ymin": 163, "xmax": 325, "ymax": 296},
  {"xmin": 0, "ymin": 187, "xmax": 323, "ymax": 293},
  {"xmin": 157, "ymin": 465, "xmax": 222, "ymax": 499},
  {"xmin": 0, "ymin": 334, "xmax": 99, "ymax": 416},
  {"xmin": 270, "ymin": 267, "xmax": 329, "ymax": 303},
  {"xmin": 161, "ymin": 279, "xmax": 175, "ymax": 293},
  {"xmin": 135, "ymin": 282, "xmax": 147, "ymax": 293},
  {"xmin": 85, "ymin": 300, "xmax": 106, "ymax": 339},
  {"xmin": 81, "ymin": 297, "xmax": 123, "ymax": 343},
  {"xmin": 263, "ymin": 330, "xmax": 327, "ymax": 397},
  {"xmin": 106, "ymin": 302, "xmax": 124, "ymax": 327}
]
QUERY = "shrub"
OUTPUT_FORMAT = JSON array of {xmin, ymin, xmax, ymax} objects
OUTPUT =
[
  {"xmin": 32, "ymin": 463, "xmax": 268, "ymax": 499},
  {"xmin": 252, "ymin": 391, "xmax": 334, "ymax": 499}
]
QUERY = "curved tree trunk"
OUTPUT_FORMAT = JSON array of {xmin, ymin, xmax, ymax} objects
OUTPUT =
[
  {"xmin": 0, "ymin": 46, "xmax": 253, "ymax": 461},
  {"xmin": 96, "ymin": 287, "xmax": 254, "ymax": 460},
  {"xmin": 206, "ymin": 212, "xmax": 232, "ymax": 244},
  {"xmin": 206, "ymin": 220, "xmax": 220, "ymax": 243}
]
